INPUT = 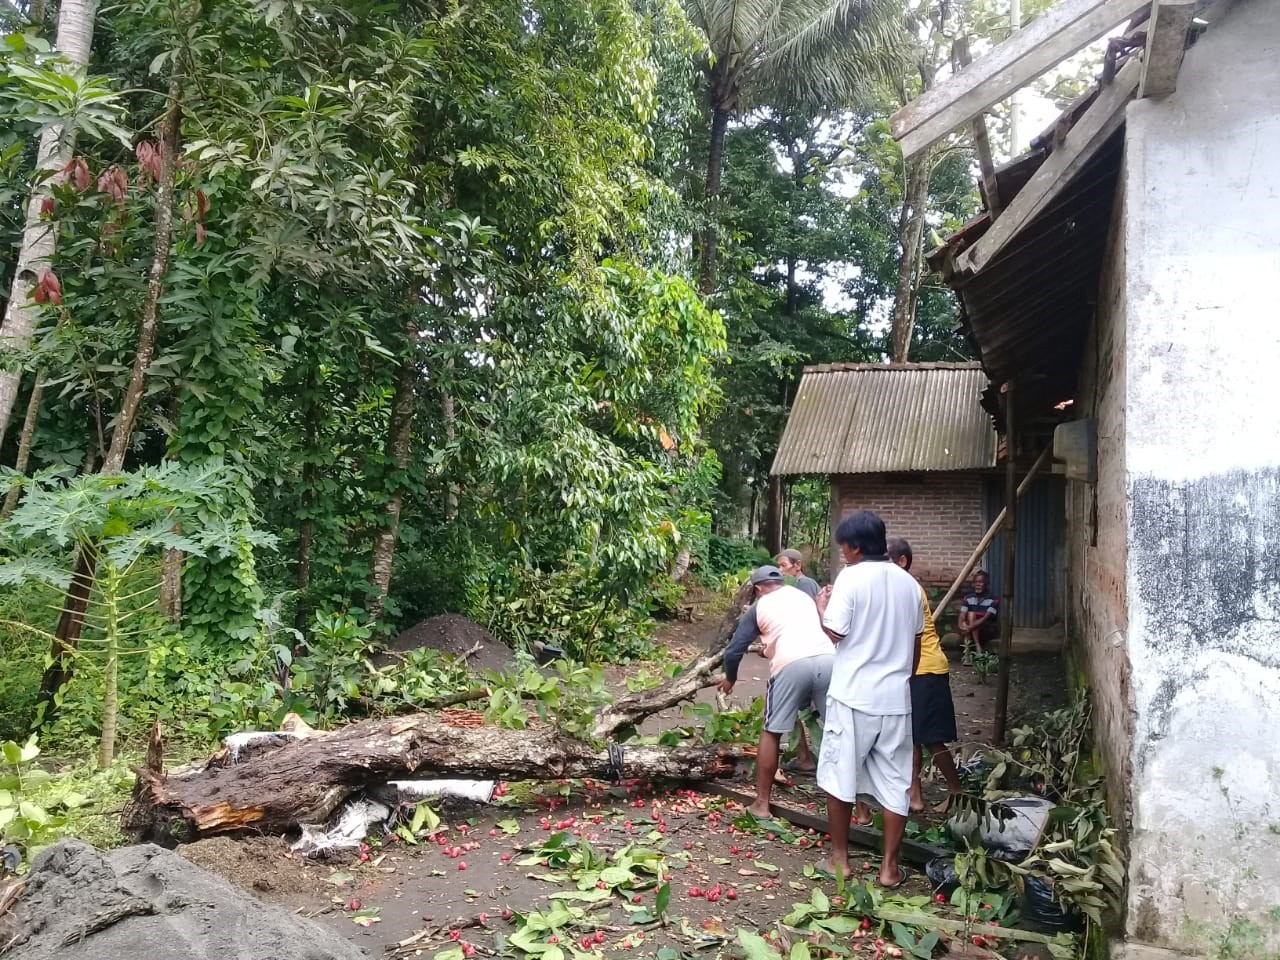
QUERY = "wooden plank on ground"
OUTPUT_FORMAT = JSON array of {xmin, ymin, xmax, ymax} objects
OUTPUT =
[
  {"xmin": 957, "ymin": 57, "xmax": 1142, "ymax": 277},
  {"xmin": 700, "ymin": 782, "xmax": 950, "ymax": 867},
  {"xmin": 891, "ymin": 0, "xmax": 1151, "ymax": 160},
  {"xmin": 1139, "ymin": 0, "xmax": 1197, "ymax": 97}
]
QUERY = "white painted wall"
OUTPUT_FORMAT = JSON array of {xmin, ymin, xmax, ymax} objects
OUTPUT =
[{"xmin": 1121, "ymin": 0, "xmax": 1280, "ymax": 951}]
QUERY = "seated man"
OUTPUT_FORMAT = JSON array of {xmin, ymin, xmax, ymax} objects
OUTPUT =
[
  {"xmin": 889, "ymin": 537, "xmax": 965, "ymax": 813},
  {"xmin": 775, "ymin": 549, "xmax": 820, "ymax": 598},
  {"xmin": 719, "ymin": 565, "xmax": 834, "ymax": 818},
  {"xmin": 959, "ymin": 570, "xmax": 999, "ymax": 654}
]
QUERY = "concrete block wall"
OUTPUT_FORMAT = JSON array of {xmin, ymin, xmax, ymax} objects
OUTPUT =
[
  {"xmin": 829, "ymin": 471, "xmax": 986, "ymax": 588},
  {"xmin": 1115, "ymin": 0, "xmax": 1280, "ymax": 950}
]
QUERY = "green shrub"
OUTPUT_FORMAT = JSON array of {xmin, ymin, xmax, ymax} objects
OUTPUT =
[{"xmin": 696, "ymin": 535, "xmax": 769, "ymax": 586}]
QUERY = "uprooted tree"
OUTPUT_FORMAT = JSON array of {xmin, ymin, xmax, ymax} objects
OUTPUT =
[{"xmin": 124, "ymin": 587, "xmax": 753, "ymax": 844}]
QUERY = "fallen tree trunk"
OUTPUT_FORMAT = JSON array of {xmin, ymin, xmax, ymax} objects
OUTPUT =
[
  {"xmin": 123, "ymin": 716, "xmax": 748, "ymax": 844},
  {"xmin": 591, "ymin": 582, "xmax": 751, "ymax": 739}
]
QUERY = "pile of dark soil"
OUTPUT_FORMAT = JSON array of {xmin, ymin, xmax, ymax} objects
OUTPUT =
[
  {"xmin": 177, "ymin": 836, "xmax": 321, "ymax": 901},
  {"xmin": 381, "ymin": 614, "xmax": 514, "ymax": 674},
  {"xmin": 1, "ymin": 840, "xmax": 368, "ymax": 960}
]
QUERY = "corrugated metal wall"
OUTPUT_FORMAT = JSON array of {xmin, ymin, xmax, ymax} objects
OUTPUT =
[{"xmin": 983, "ymin": 475, "xmax": 1066, "ymax": 628}]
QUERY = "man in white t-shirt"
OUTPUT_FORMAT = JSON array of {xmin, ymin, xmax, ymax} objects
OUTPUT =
[{"xmin": 814, "ymin": 510, "xmax": 923, "ymax": 888}]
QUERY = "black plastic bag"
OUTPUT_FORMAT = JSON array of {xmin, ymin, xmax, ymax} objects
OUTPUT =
[
  {"xmin": 925, "ymin": 856, "xmax": 960, "ymax": 896},
  {"xmin": 1021, "ymin": 874, "xmax": 1085, "ymax": 933}
]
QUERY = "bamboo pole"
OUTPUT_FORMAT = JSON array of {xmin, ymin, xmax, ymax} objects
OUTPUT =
[{"xmin": 931, "ymin": 443, "xmax": 1052, "ymax": 620}]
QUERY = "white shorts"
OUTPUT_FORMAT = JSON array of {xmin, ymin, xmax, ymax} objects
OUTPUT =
[{"xmin": 816, "ymin": 699, "xmax": 913, "ymax": 816}]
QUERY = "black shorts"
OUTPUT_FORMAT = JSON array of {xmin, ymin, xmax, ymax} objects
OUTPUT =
[{"xmin": 910, "ymin": 673, "xmax": 957, "ymax": 745}]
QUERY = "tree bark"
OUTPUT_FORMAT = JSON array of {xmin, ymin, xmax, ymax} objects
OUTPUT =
[
  {"xmin": 1, "ymin": 373, "xmax": 43, "ymax": 518},
  {"xmin": 440, "ymin": 355, "xmax": 457, "ymax": 521},
  {"xmin": 763, "ymin": 474, "xmax": 783, "ymax": 556},
  {"xmin": 0, "ymin": 0, "xmax": 98, "ymax": 447},
  {"xmin": 160, "ymin": 540, "xmax": 182, "ymax": 623},
  {"xmin": 367, "ymin": 322, "xmax": 418, "ymax": 621},
  {"xmin": 698, "ymin": 107, "xmax": 730, "ymax": 296},
  {"xmin": 889, "ymin": 150, "xmax": 933, "ymax": 363},
  {"xmin": 36, "ymin": 75, "xmax": 183, "ymax": 718},
  {"xmin": 123, "ymin": 718, "xmax": 748, "ymax": 844}
]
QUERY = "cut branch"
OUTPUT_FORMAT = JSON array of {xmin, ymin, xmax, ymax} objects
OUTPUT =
[{"xmin": 591, "ymin": 582, "xmax": 751, "ymax": 739}]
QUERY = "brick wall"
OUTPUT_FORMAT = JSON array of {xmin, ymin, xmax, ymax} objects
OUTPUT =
[{"xmin": 828, "ymin": 471, "xmax": 987, "ymax": 588}]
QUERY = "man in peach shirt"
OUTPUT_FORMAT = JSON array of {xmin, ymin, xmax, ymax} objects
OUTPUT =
[{"xmin": 718, "ymin": 566, "xmax": 834, "ymax": 817}]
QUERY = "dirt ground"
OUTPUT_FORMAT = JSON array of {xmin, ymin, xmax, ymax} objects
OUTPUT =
[
  {"xmin": 176, "ymin": 598, "xmax": 1071, "ymax": 959},
  {"xmin": 380, "ymin": 615, "xmax": 515, "ymax": 674}
]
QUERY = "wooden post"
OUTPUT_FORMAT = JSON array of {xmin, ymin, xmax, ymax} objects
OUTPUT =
[
  {"xmin": 993, "ymin": 381, "xmax": 1017, "ymax": 745},
  {"xmin": 931, "ymin": 444, "xmax": 1051, "ymax": 619}
]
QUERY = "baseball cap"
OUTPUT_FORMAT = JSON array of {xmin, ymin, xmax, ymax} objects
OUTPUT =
[{"xmin": 749, "ymin": 565, "xmax": 784, "ymax": 586}]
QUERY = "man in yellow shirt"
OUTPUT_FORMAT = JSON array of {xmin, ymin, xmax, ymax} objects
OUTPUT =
[{"xmin": 888, "ymin": 537, "xmax": 964, "ymax": 814}]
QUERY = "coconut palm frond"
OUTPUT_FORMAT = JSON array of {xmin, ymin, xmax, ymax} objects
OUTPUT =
[{"xmin": 753, "ymin": 0, "xmax": 909, "ymax": 110}]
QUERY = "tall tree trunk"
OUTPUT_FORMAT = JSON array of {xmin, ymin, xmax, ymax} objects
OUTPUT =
[
  {"xmin": 160, "ymin": 534, "xmax": 182, "ymax": 623},
  {"xmin": 0, "ymin": 0, "xmax": 98, "ymax": 447},
  {"xmin": 441, "ymin": 355, "xmax": 457, "ymax": 521},
  {"xmin": 36, "ymin": 76, "xmax": 182, "ymax": 718},
  {"xmin": 1, "ymin": 373, "xmax": 43, "ymax": 518},
  {"xmin": 889, "ymin": 150, "xmax": 933, "ymax": 363},
  {"xmin": 294, "ymin": 364, "xmax": 321, "ymax": 633},
  {"xmin": 367, "ymin": 327, "xmax": 417, "ymax": 621},
  {"xmin": 103, "ymin": 78, "xmax": 182, "ymax": 473},
  {"xmin": 698, "ymin": 107, "xmax": 730, "ymax": 296}
]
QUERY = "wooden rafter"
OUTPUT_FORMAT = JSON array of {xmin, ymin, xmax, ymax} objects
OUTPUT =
[
  {"xmin": 956, "ymin": 57, "xmax": 1142, "ymax": 276},
  {"xmin": 1139, "ymin": 0, "xmax": 1197, "ymax": 97},
  {"xmin": 891, "ymin": 0, "xmax": 1151, "ymax": 160}
]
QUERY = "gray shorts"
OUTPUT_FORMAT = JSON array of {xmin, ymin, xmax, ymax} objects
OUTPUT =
[{"xmin": 764, "ymin": 655, "xmax": 833, "ymax": 733}]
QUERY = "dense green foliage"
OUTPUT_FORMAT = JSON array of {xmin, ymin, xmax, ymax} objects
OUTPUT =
[{"xmin": 0, "ymin": 0, "xmax": 982, "ymax": 763}]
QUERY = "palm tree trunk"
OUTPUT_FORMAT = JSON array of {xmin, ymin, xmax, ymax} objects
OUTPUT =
[
  {"xmin": 0, "ymin": 0, "xmax": 98, "ymax": 448},
  {"xmin": 367, "ymin": 329, "xmax": 417, "ymax": 621},
  {"xmin": 890, "ymin": 150, "xmax": 933, "ymax": 363},
  {"xmin": 36, "ymin": 74, "xmax": 182, "ymax": 719},
  {"xmin": 698, "ymin": 107, "xmax": 730, "ymax": 296},
  {"xmin": 1, "ymin": 373, "xmax": 43, "ymax": 518}
]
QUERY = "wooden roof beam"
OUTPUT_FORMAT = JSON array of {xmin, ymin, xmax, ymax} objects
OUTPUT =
[
  {"xmin": 1139, "ymin": 0, "xmax": 1196, "ymax": 97},
  {"xmin": 891, "ymin": 0, "xmax": 1151, "ymax": 161},
  {"xmin": 956, "ymin": 57, "xmax": 1142, "ymax": 277}
]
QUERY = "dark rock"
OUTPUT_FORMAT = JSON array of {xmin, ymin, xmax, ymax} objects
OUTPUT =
[{"xmin": 1, "ymin": 840, "xmax": 368, "ymax": 960}]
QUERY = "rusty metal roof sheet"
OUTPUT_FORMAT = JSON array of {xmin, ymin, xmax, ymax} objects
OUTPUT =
[{"xmin": 770, "ymin": 363, "xmax": 998, "ymax": 476}]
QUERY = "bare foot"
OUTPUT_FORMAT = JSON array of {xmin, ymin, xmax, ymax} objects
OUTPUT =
[
  {"xmin": 773, "ymin": 770, "xmax": 790, "ymax": 786},
  {"xmin": 908, "ymin": 790, "xmax": 925, "ymax": 813},
  {"xmin": 853, "ymin": 803, "xmax": 873, "ymax": 826},
  {"xmin": 747, "ymin": 801, "xmax": 772, "ymax": 818}
]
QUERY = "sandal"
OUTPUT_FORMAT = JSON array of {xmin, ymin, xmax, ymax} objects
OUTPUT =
[{"xmin": 879, "ymin": 866, "xmax": 911, "ymax": 890}]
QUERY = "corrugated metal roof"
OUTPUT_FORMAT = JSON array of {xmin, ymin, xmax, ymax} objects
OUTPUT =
[{"xmin": 770, "ymin": 363, "xmax": 998, "ymax": 477}]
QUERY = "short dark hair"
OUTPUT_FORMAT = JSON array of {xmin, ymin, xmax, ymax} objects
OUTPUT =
[
  {"xmin": 974, "ymin": 569, "xmax": 988, "ymax": 579},
  {"xmin": 835, "ymin": 510, "xmax": 887, "ymax": 557},
  {"xmin": 887, "ymin": 536, "xmax": 912, "ymax": 570}
]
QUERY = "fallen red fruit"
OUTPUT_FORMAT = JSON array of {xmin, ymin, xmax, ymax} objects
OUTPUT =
[
  {"xmin": 595, "ymin": 931, "xmax": 606, "ymax": 944},
  {"xmin": 449, "ymin": 930, "xmax": 461, "ymax": 941},
  {"xmin": 547, "ymin": 936, "xmax": 559, "ymax": 944},
  {"xmin": 457, "ymin": 861, "xmax": 467, "ymax": 871},
  {"xmin": 726, "ymin": 888, "xmax": 738, "ymax": 900},
  {"xmin": 861, "ymin": 917, "xmax": 872, "ymax": 930},
  {"xmin": 346, "ymin": 899, "xmax": 361, "ymax": 911},
  {"xmin": 461, "ymin": 944, "xmax": 476, "ymax": 958},
  {"xmin": 502, "ymin": 909, "xmax": 514, "ymax": 921},
  {"xmin": 972, "ymin": 936, "xmax": 986, "ymax": 947},
  {"xmin": 632, "ymin": 894, "xmax": 642, "ymax": 904},
  {"xmin": 935, "ymin": 893, "xmax": 947, "ymax": 903}
]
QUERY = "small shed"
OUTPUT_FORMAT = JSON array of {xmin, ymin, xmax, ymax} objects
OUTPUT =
[{"xmin": 770, "ymin": 362, "xmax": 1063, "ymax": 626}]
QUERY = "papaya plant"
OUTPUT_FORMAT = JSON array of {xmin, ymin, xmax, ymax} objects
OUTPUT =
[{"xmin": 0, "ymin": 462, "xmax": 275, "ymax": 765}]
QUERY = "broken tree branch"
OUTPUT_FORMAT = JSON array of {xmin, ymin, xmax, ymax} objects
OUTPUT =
[
  {"xmin": 123, "ymin": 716, "xmax": 748, "ymax": 844},
  {"xmin": 591, "ymin": 582, "xmax": 752, "ymax": 739}
]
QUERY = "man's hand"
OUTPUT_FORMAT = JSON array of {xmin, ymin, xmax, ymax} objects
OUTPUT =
[
  {"xmin": 816, "ymin": 584, "xmax": 833, "ymax": 616},
  {"xmin": 716, "ymin": 678, "xmax": 734, "ymax": 695}
]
